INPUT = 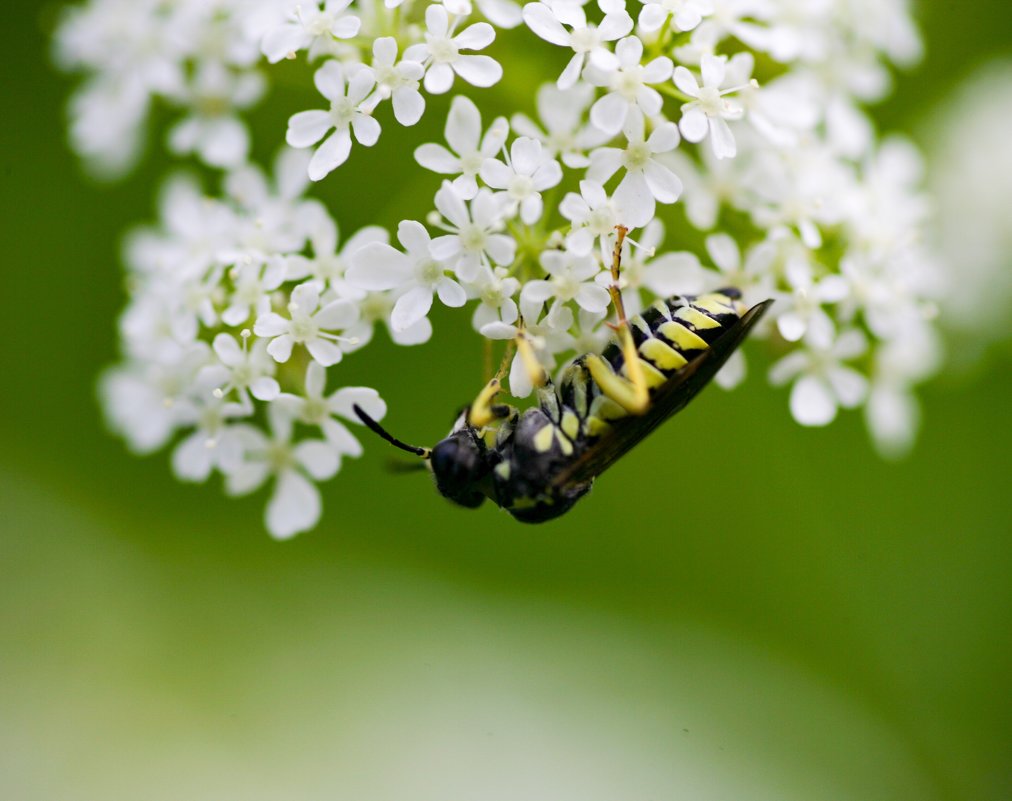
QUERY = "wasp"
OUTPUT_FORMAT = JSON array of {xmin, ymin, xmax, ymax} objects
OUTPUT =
[{"xmin": 354, "ymin": 227, "xmax": 772, "ymax": 523}]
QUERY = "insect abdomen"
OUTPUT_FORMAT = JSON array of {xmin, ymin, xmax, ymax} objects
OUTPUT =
[{"xmin": 603, "ymin": 289, "xmax": 748, "ymax": 383}]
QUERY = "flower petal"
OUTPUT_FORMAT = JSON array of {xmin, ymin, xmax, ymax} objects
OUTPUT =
[
  {"xmin": 286, "ymin": 110, "xmax": 332, "ymax": 148},
  {"xmin": 790, "ymin": 375, "xmax": 837, "ymax": 426},
  {"xmin": 266, "ymin": 471, "xmax": 321, "ymax": 539}
]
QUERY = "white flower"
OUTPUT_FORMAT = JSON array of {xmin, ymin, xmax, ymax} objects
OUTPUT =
[
  {"xmin": 428, "ymin": 183, "xmax": 516, "ymax": 282},
  {"xmin": 261, "ymin": 0, "xmax": 361, "ymax": 64},
  {"xmin": 586, "ymin": 37, "xmax": 672, "ymax": 136},
  {"xmin": 346, "ymin": 219, "xmax": 467, "ymax": 331},
  {"xmin": 674, "ymin": 54, "xmax": 749, "ymax": 159},
  {"xmin": 371, "ymin": 37, "xmax": 425, "ymax": 126},
  {"xmin": 220, "ymin": 258, "xmax": 286, "ymax": 327},
  {"xmin": 521, "ymin": 250, "xmax": 611, "ymax": 317},
  {"xmin": 587, "ymin": 114, "xmax": 682, "ymax": 227},
  {"xmin": 522, "ymin": 0, "xmax": 634, "ymax": 89},
  {"xmin": 99, "ymin": 345, "xmax": 211, "ymax": 454},
  {"xmin": 639, "ymin": 0, "xmax": 713, "ymax": 33},
  {"xmin": 198, "ymin": 331, "xmax": 281, "ymax": 404},
  {"xmin": 414, "ymin": 96, "xmax": 509, "ymax": 199},
  {"xmin": 278, "ymin": 362, "xmax": 387, "ymax": 454},
  {"xmin": 510, "ymin": 83, "xmax": 606, "ymax": 169},
  {"xmin": 285, "ymin": 219, "xmax": 389, "ymax": 293},
  {"xmin": 560, "ymin": 180, "xmax": 622, "ymax": 259},
  {"xmin": 171, "ymin": 396, "xmax": 248, "ymax": 483},
  {"xmin": 404, "ymin": 5, "xmax": 502, "ymax": 94},
  {"xmin": 480, "ymin": 137, "xmax": 563, "ymax": 224},
  {"xmin": 775, "ymin": 256, "xmax": 850, "ymax": 343},
  {"xmin": 254, "ymin": 282, "xmax": 360, "ymax": 366},
  {"xmin": 704, "ymin": 233, "xmax": 777, "ymax": 309},
  {"xmin": 470, "ymin": 266, "xmax": 521, "ymax": 333},
  {"xmin": 227, "ymin": 407, "xmax": 341, "ymax": 540},
  {"xmin": 344, "ymin": 290, "xmax": 434, "ymax": 348},
  {"xmin": 769, "ymin": 327, "xmax": 869, "ymax": 427},
  {"xmin": 167, "ymin": 62, "xmax": 264, "ymax": 169},
  {"xmin": 286, "ymin": 61, "xmax": 380, "ymax": 181}
]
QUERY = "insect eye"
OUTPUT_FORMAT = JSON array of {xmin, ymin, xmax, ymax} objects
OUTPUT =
[{"xmin": 430, "ymin": 435, "xmax": 488, "ymax": 509}]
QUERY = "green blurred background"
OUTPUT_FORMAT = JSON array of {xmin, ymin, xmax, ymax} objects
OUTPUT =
[{"xmin": 2, "ymin": 2, "xmax": 1010, "ymax": 799}]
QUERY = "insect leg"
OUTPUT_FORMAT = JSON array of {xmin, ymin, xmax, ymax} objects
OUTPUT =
[
  {"xmin": 515, "ymin": 326, "xmax": 547, "ymax": 392},
  {"xmin": 468, "ymin": 341, "xmax": 516, "ymax": 428},
  {"xmin": 588, "ymin": 225, "xmax": 650, "ymax": 415}
]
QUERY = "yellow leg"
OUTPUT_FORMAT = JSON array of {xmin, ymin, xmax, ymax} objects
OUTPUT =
[
  {"xmin": 469, "ymin": 341, "xmax": 516, "ymax": 428},
  {"xmin": 515, "ymin": 328, "xmax": 547, "ymax": 391},
  {"xmin": 599, "ymin": 225, "xmax": 649, "ymax": 415}
]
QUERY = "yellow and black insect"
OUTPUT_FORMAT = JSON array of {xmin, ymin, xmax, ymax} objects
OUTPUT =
[{"xmin": 355, "ymin": 227, "xmax": 772, "ymax": 523}]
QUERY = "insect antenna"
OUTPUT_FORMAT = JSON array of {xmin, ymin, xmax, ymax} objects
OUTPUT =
[{"xmin": 353, "ymin": 404, "xmax": 431, "ymax": 458}]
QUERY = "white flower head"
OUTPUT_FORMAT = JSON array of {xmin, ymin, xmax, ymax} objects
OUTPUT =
[
  {"xmin": 404, "ymin": 5, "xmax": 502, "ymax": 95},
  {"xmin": 480, "ymin": 136, "xmax": 563, "ymax": 224},
  {"xmin": 261, "ymin": 0, "xmax": 362, "ymax": 64},
  {"xmin": 346, "ymin": 219, "xmax": 468, "ymax": 332},
  {"xmin": 586, "ymin": 36, "xmax": 673, "ymax": 136},
  {"xmin": 522, "ymin": 0, "xmax": 634, "ymax": 89},
  {"xmin": 560, "ymin": 180, "xmax": 623, "ymax": 260},
  {"xmin": 227, "ymin": 406, "xmax": 342, "ymax": 540},
  {"xmin": 510, "ymin": 83, "xmax": 607, "ymax": 169},
  {"xmin": 254, "ymin": 282, "xmax": 360, "ymax": 366},
  {"xmin": 674, "ymin": 53, "xmax": 752, "ymax": 159},
  {"xmin": 371, "ymin": 37, "xmax": 425, "ymax": 126},
  {"xmin": 769, "ymin": 327, "xmax": 869, "ymax": 427},
  {"xmin": 198, "ymin": 330, "xmax": 281, "ymax": 405},
  {"xmin": 167, "ymin": 62, "xmax": 264, "ymax": 169},
  {"xmin": 428, "ymin": 183, "xmax": 517, "ymax": 282},
  {"xmin": 286, "ymin": 61, "xmax": 380, "ymax": 181},
  {"xmin": 521, "ymin": 249, "xmax": 611, "ymax": 318},
  {"xmin": 415, "ymin": 96, "xmax": 509, "ymax": 199},
  {"xmin": 278, "ymin": 361, "xmax": 387, "ymax": 454},
  {"xmin": 639, "ymin": 0, "xmax": 713, "ymax": 34},
  {"xmin": 587, "ymin": 113, "xmax": 682, "ymax": 227}
]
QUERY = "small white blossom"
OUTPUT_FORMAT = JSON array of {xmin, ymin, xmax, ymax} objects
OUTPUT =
[
  {"xmin": 480, "ymin": 137, "xmax": 563, "ymax": 224},
  {"xmin": 776, "ymin": 258, "xmax": 850, "ymax": 343},
  {"xmin": 415, "ymin": 96, "xmax": 509, "ymax": 199},
  {"xmin": 405, "ymin": 5, "xmax": 502, "ymax": 94},
  {"xmin": 560, "ymin": 180, "xmax": 622, "ymax": 260},
  {"xmin": 167, "ymin": 62, "xmax": 264, "ymax": 168},
  {"xmin": 470, "ymin": 266, "xmax": 521, "ymax": 333},
  {"xmin": 522, "ymin": 0, "xmax": 634, "ymax": 89},
  {"xmin": 278, "ymin": 362, "xmax": 387, "ymax": 454},
  {"xmin": 510, "ymin": 83, "xmax": 607, "ymax": 169},
  {"xmin": 199, "ymin": 331, "xmax": 281, "ymax": 404},
  {"xmin": 587, "ymin": 114, "xmax": 682, "ymax": 227},
  {"xmin": 286, "ymin": 61, "xmax": 380, "ymax": 181},
  {"xmin": 639, "ymin": 0, "xmax": 713, "ymax": 33},
  {"xmin": 261, "ymin": 0, "xmax": 361, "ymax": 64},
  {"xmin": 254, "ymin": 282, "xmax": 360, "ymax": 366},
  {"xmin": 346, "ymin": 219, "xmax": 467, "ymax": 331},
  {"xmin": 674, "ymin": 54, "xmax": 750, "ymax": 159},
  {"xmin": 521, "ymin": 250, "xmax": 611, "ymax": 317},
  {"xmin": 769, "ymin": 327, "xmax": 869, "ymax": 427},
  {"xmin": 428, "ymin": 183, "xmax": 516, "ymax": 282},
  {"xmin": 586, "ymin": 37, "xmax": 673, "ymax": 136},
  {"xmin": 371, "ymin": 37, "xmax": 425, "ymax": 126},
  {"xmin": 227, "ymin": 407, "xmax": 341, "ymax": 539},
  {"xmin": 171, "ymin": 396, "xmax": 249, "ymax": 483}
]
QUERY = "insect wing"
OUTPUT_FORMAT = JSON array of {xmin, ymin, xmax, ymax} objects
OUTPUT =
[{"xmin": 552, "ymin": 299, "xmax": 773, "ymax": 488}]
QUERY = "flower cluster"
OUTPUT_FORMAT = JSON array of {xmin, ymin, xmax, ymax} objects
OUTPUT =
[{"xmin": 58, "ymin": 0, "xmax": 947, "ymax": 536}]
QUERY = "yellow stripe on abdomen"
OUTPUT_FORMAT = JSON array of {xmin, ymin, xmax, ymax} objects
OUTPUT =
[
  {"xmin": 674, "ymin": 306, "xmax": 721, "ymax": 330},
  {"xmin": 638, "ymin": 337, "xmax": 688, "ymax": 371},
  {"xmin": 658, "ymin": 321, "xmax": 709, "ymax": 352}
]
